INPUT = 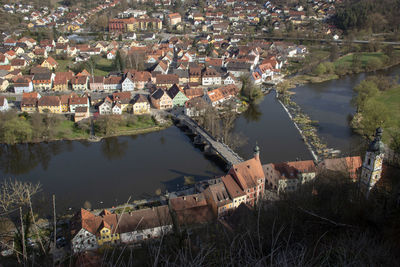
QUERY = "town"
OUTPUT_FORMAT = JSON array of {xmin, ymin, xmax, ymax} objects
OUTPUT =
[{"xmin": 0, "ymin": 0, "xmax": 400, "ymax": 265}]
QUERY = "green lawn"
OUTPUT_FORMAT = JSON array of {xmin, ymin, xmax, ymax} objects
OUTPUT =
[
  {"xmin": 57, "ymin": 59, "xmax": 75, "ymax": 72},
  {"xmin": 94, "ymin": 58, "xmax": 114, "ymax": 76},
  {"xmin": 373, "ymin": 86, "xmax": 400, "ymax": 140},
  {"xmin": 55, "ymin": 120, "xmax": 90, "ymax": 139},
  {"xmin": 334, "ymin": 52, "xmax": 388, "ymax": 67}
]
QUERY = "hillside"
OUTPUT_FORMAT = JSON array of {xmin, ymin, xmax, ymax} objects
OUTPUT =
[{"xmin": 335, "ymin": 0, "xmax": 400, "ymax": 33}]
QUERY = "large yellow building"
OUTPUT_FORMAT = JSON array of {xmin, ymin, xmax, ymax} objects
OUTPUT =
[
  {"xmin": 132, "ymin": 94, "xmax": 150, "ymax": 114},
  {"xmin": 96, "ymin": 222, "xmax": 120, "ymax": 246},
  {"xmin": 38, "ymin": 96, "xmax": 62, "ymax": 114}
]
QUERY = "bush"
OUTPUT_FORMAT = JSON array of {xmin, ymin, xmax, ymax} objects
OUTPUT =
[
  {"xmin": 366, "ymin": 57, "xmax": 382, "ymax": 72},
  {"xmin": 323, "ymin": 62, "xmax": 335, "ymax": 74},
  {"xmin": 313, "ymin": 63, "xmax": 326, "ymax": 76}
]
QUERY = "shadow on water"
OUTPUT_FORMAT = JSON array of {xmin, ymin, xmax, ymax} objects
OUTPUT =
[{"xmin": 162, "ymin": 168, "xmax": 222, "ymax": 192}]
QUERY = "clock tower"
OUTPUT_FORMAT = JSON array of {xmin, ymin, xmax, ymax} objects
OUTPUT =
[{"xmin": 360, "ymin": 128, "xmax": 385, "ymax": 198}]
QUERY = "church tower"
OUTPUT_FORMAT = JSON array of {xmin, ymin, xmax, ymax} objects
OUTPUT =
[
  {"xmin": 254, "ymin": 143, "xmax": 260, "ymax": 162},
  {"xmin": 360, "ymin": 128, "xmax": 385, "ymax": 198}
]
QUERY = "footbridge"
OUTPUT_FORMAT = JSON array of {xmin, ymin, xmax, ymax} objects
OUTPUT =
[{"xmin": 176, "ymin": 115, "xmax": 244, "ymax": 166}]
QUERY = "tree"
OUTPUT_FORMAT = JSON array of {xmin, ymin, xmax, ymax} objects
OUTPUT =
[
  {"xmin": 365, "ymin": 57, "xmax": 382, "ymax": 72},
  {"xmin": 330, "ymin": 44, "xmax": 340, "ymax": 62},
  {"xmin": 313, "ymin": 63, "xmax": 326, "ymax": 76},
  {"xmin": 0, "ymin": 179, "xmax": 41, "ymax": 212},
  {"xmin": 351, "ymin": 80, "xmax": 379, "ymax": 112},
  {"xmin": 0, "ymin": 115, "xmax": 33, "ymax": 144},
  {"xmin": 323, "ymin": 62, "xmax": 335, "ymax": 74},
  {"xmin": 112, "ymin": 50, "xmax": 125, "ymax": 72},
  {"xmin": 384, "ymin": 44, "xmax": 394, "ymax": 59},
  {"xmin": 240, "ymin": 74, "xmax": 262, "ymax": 103},
  {"xmin": 97, "ymin": 15, "xmax": 108, "ymax": 32},
  {"xmin": 351, "ymin": 52, "xmax": 362, "ymax": 72},
  {"xmin": 355, "ymin": 99, "xmax": 390, "ymax": 138}
]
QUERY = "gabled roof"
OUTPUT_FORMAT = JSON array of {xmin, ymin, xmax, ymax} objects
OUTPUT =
[
  {"xmin": 38, "ymin": 96, "xmax": 60, "ymax": 107},
  {"xmin": 156, "ymin": 74, "xmax": 179, "ymax": 84},
  {"xmin": 229, "ymin": 157, "xmax": 264, "ymax": 190},
  {"xmin": 222, "ymin": 174, "xmax": 246, "ymax": 199},
  {"xmin": 117, "ymin": 206, "xmax": 172, "ymax": 233},
  {"xmin": 43, "ymin": 56, "xmax": 58, "ymax": 67},
  {"xmin": 206, "ymin": 182, "xmax": 232, "ymax": 208},
  {"xmin": 132, "ymin": 94, "xmax": 149, "ymax": 105},
  {"xmin": 151, "ymin": 88, "xmax": 167, "ymax": 100}
]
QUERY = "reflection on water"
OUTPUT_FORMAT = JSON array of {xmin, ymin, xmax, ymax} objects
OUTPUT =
[
  {"xmin": 0, "ymin": 142, "xmax": 75, "ymax": 175},
  {"xmin": 242, "ymin": 103, "xmax": 263, "ymax": 122},
  {"xmin": 234, "ymin": 92, "xmax": 312, "ymax": 163},
  {"xmin": 0, "ymin": 128, "xmax": 224, "ymax": 212},
  {"xmin": 101, "ymin": 137, "xmax": 129, "ymax": 161}
]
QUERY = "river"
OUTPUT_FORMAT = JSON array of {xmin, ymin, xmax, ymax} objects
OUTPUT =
[
  {"xmin": 292, "ymin": 65, "xmax": 400, "ymax": 155},
  {"xmin": 1, "ymin": 66, "xmax": 398, "ymax": 212}
]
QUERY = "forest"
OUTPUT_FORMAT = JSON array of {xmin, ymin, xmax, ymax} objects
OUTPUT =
[{"xmin": 335, "ymin": 0, "xmax": 400, "ymax": 33}]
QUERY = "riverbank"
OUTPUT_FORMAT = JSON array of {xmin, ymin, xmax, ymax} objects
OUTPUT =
[
  {"xmin": 286, "ymin": 52, "xmax": 400, "ymax": 87},
  {"xmin": 0, "ymin": 112, "xmax": 172, "ymax": 145},
  {"xmin": 275, "ymin": 91, "xmax": 330, "ymax": 162}
]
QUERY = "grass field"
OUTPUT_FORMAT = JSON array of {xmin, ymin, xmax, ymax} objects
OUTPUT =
[
  {"xmin": 57, "ymin": 59, "xmax": 75, "ymax": 72},
  {"xmin": 55, "ymin": 120, "xmax": 89, "ymax": 139},
  {"xmin": 334, "ymin": 52, "xmax": 387, "ymax": 67},
  {"xmin": 373, "ymin": 86, "xmax": 400, "ymax": 140},
  {"xmin": 94, "ymin": 58, "xmax": 113, "ymax": 76}
]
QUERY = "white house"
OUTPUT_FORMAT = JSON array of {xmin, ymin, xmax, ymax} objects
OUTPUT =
[
  {"xmin": 118, "ymin": 206, "xmax": 173, "ymax": 244},
  {"xmin": 14, "ymin": 77, "xmax": 33, "ymax": 94},
  {"xmin": 69, "ymin": 97, "xmax": 89, "ymax": 113},
  {"xmin": 71, "ymin": 228, "xmax": 98, "ymax": 253},
  {"xmin": 99, "ymin": 97, "xmax": 112, "ymax": 115},
  {"xmin": 107, "ymin": 50, "xmax": 116, "ymax": 60},
  {"xmin": 121, "ymin": 76, "xmax": 135, "ymax": 91},
  {"xmin": 202, "ymin": 68, "xmax": 221, "ymax": 86},
  {"xmin": 223, "ymin": 73, "xmax": 237, "ymax": 85},
  {"xmin": 0, "ymin": 96, "xmax": 9, "ymax": 112},
  {"xmin": 112, "ymin": 103, "xmax": 122, "ymax": 114}
]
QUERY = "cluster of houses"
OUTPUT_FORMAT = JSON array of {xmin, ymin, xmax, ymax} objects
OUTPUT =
[
  {"xmin": 2, "ymin": 0, "xmax": 121, "ymax": 32},
  {"xmin": 0, "ymin": 28, "xmax": 312, "ymax": 120},
  {"xmin": 70, "ymin": 142, "xmax": 381, "ymax": 254},
  {"xmin": 107, "ymin": 0, "xmax": 341, "ymax": 37}
]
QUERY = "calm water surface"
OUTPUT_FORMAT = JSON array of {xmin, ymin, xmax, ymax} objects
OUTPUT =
[{"xmin": 292, "ymin": 65, "xmax": 400, "ymax": 154}]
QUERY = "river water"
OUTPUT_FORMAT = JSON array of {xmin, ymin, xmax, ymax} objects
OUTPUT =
[
  {"xmin": 1, "ymin": 66, "xmax": 398, "ymax": 212},
  {"xmin": 292, "ymin": 65, "xmax": 400, "ymax": 154}
]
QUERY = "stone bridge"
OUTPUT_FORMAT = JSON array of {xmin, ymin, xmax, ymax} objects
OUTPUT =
[{"xmin": 176, "ymin": 114, "xmax": 244, "ymax": 166}]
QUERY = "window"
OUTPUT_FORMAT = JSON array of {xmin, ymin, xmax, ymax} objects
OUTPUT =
[{"xmin": 368, "ymin": 158, "xmax": 371, "ymax": 165}]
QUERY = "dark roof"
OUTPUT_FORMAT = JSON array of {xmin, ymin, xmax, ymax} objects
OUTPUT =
[
  {"xmin": 132, "ymin": 94, "xmax": 149, "ymax": 104},
  {"xmin": 167, "ymin": 84, "xmax": 181, "ymax": 99},
  {"xmin": 33, "ymin": 73, "xmax": 52, "ymax": 80},
  {"xmin": 151, "ymin": 88, "xmax": 165, "ymax": 100}
]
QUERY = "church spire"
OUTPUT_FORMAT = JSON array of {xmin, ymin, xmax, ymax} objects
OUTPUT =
[
  {"xmin": 360, "ymin": 128, "xmax": 385, "ymax": 199},
  {"xmin": 254, "ymin": 142, "xmax": 260, "ymax": 161}
]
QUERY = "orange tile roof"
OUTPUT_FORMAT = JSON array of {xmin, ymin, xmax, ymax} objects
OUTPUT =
[{"xmin": 229, "ymin": 157, "xmax": 264, "ymax": 190}]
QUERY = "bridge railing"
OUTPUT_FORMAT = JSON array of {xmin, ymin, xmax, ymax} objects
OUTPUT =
[{"xmin": 178, "ymin": 115, "xmax": 244, "ymax": 163}]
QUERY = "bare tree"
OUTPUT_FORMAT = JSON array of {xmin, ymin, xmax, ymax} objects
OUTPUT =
[{"xmin": 0, "ymin": 179, "xmax": 41, "ymax": 212}]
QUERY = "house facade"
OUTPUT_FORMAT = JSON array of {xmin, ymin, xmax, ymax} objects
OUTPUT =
[
  {"xmin": 38, "ymin": 95, "xmax": 62, "ymax": 113},
  {"xmin": 150, "ymin": 89, "xmax": 173, "ymax": 110},
  {"xmin": 132, "ymin": 94, "xmax": 150, "ymax": 114}
]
